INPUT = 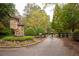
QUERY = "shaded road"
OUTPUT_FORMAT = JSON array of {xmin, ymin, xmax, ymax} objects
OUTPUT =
[{"xmin": 0, "ymin": 35, "xmax": 79, "ymax": 56}]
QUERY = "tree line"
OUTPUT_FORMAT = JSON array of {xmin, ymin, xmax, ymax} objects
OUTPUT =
[
  {"xmin": 52, "ymin": 3, "xmax": 79, "ymax": 33},
  {"xmin": 1, "ymin": 3, "xmax": 79, "ymax": 37}
]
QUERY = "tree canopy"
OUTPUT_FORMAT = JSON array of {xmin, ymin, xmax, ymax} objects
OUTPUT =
[
  {"xmin": 0, "ymin": 3, "xmax": 15, "ymax": 35},
  {"xmin": 24, "ymin": 3, "xmax": 49, "ymax": 35},
  {"xmin": 52, "ymin": 3, "xmax": 79, "ymax": 33}
]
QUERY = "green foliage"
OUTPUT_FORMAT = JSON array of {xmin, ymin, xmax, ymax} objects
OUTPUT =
[
  {"xmin": 0, "ymin": 22, "xmax": 12, "ymax": 38},
  {"xmin": 2, "ymin": 36, "xmax": 34, "ymax": 41},
  {"xmin": 35, "ymin": 27, "xmax": 45, "ymax": 35},
  {"xmin": 0, "ymin": 3, "xmax": 15, "ymax": 28},
  {"xmin": 0, "ymin": 22, "xmax": 5, "ymax": 31},
  {"xmin": 24, "ymin": 4, "xmax": 49, "ymax": 36},
  {"xmin": 25, "ymin": 27, "xmax": 36, "ymax": 36},
  {"xmin": 0, "ymin": 3, "xmax": 15, "ymax": 36},
  {"xmin": 52, "ymin": 4, "xmax": 64, "ymax": 32},
  {"xmin": 52, "ymin": 3, "xmax": 79, "ymax": 33},
  {"xmin": 25, "ymin": 27, "xmax": 45, "ymax": 36},
  {"xmin": 62, "ymin": 3, "xmax": 79, "ymax": 32},
  {"xmin": 2, "ymin": 28, "xmax": 12, "ymax": 36},
  {"xmin": 0, "ymin": 3, "xmax": 15, "ymax": 20}
]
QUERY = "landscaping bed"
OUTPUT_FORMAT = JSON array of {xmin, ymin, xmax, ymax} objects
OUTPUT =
[{"xmin": 0, "ymin": 36, "xmax": 44, "ymax": 48}]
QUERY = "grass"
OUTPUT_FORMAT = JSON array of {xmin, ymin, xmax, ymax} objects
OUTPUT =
[{"xmin": 2, "ymin": 36, "xmax": 34, "ymax": 41}]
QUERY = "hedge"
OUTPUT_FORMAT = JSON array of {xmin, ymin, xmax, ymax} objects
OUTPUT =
[{"xmin": 2, "ymin": 36, "xmax": 34, "ymax": 41}]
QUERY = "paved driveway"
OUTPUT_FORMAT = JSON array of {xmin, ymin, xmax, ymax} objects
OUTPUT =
[{"xmin": 0, "ymin": 35, "xmax": 79, "ymax": 56}]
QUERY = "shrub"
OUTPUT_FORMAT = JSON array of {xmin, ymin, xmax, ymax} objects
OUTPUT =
[
  {"xmin": 0, "ymin": 28, "xmax": 12, "ymax": 37},
  {"xmin": 35, "ymin": 27, "xmax": 45, "ymax": 35},
  {"xmin": 25, "ymin": 27, "xmax": 46, "ymax": 36},
  {"xmin": 2, "ymin": 36, "xmax": 34, "ymax": 41},
  {"xmin": 25, "ymin": 27, "xmax": 36, "ymax": 36},
  {"xmin": 0, "ymin": 28, "xmax": 12, "ymax": 39}
]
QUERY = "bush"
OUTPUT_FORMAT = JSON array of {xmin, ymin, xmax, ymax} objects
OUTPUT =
[
  {"xmin": 25, "ymin": 27, "xmax": 36, "ymax": 36},
  {"xmin": 0, "ymin": 28, "xmax": 12, "ymax": 36},
  {"xmin": 72, "ymin": 30, "xmax": 79, "ymax": 41},
  {"xmin": 25, "ymin": 27, "xmax": 46, "ymax": 36},
  {"xmin": 35, "ymin": 27, "xmax": 45, "ymax": 35},
  {"xmin": 0, "ymin": 28, "xmax": 12, "ymax": 39},
  {"xmin": 2, "ymin": 36, "xmax": 34, "ymax": 41}
]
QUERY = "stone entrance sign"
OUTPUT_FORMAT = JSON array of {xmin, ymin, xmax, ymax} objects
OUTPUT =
[
  {"xmin": 10, "ymin": 20, "xmax": 18, "ymax": 29},
  {"xmin": 10, "ymin": 16, "xmax": 24, "ymax": 36},
  {"xmin": 14, "ymin": 25, "xmax": 24, "ymax": 36}
]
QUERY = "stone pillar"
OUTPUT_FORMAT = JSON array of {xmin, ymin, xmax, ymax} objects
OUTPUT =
[
  {"xmin": 14, "ymin": 25, "xmax": 24, "ymax": 36},
  {"xmin": 10, "ymin": 17, "xmax": 24, "ymax": 36}
]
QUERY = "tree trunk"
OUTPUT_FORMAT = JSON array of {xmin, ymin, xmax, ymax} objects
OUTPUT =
[
  {"xmin": 72, "ymin": 25, "xmax": 75, "ymax": 32},
  {"xmin": 72, "ymin": 28, "xmax": 75, "ymax": 32}
]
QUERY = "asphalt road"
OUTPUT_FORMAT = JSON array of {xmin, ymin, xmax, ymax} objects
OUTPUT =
[{"xmin": 0, "ymin": 35, "xmax": 79, "ymax": 56}]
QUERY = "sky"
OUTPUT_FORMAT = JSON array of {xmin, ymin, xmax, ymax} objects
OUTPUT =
[{"xmin": 14, "ymin": 3, "xmax": 55, "ymax": 21}]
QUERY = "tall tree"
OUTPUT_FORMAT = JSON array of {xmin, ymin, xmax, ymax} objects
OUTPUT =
[
  {"xmin": 52, "ymin": 4, "xmax": 64, "ymax": 32},
  {"xmin": 62, "ymin": 3, "xmax": 79, "ymax": 32},
  {"xmin": 0, "ymin": 3, "xmax": 16, "ymax": 35},
  {"xmin": 0, "ymin": 3, "xmax": 15, "ymax": 27},
  {"xmin": 52, "ymin": 3, "xmax": 79, "ymax": 33},
  {"xmin": 24, "ymin": 3, "xmax": 49, "ymax": 35}
]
